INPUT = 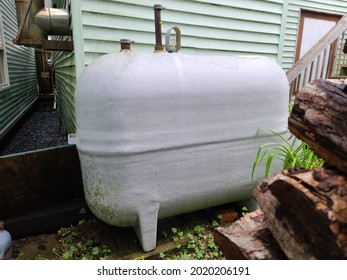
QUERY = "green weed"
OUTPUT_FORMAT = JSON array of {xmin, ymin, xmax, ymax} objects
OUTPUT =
[
  {"xmin": 252, "ymin": 129, "xmax": 324, "ymax": 181},
  {"xmin": 54, "ymin": 220, "xmax": 111, "ymax": 260},
  {"xmin": 159, "ymin": 224, "xmax": 224, "ymax": 260}
]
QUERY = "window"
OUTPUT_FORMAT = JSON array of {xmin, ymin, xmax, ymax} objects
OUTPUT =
[{"xmin": 0, "ymin": 13, "xmax": 9, "ymax": 89}]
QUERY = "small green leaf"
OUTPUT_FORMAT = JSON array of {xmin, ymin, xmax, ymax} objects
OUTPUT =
[
  {"xmin": 211, "ymin": 220, "xmax": 219, "ymax": 228},
  {"xmin": 62, "ymin": 252, "xmax": 71, "ymax": 260},
  {"xmin": 159, "ymin": 252, "xmax": 166, "ymax": 259},
  {"xmin": 92, "ymin": 247, "xmax": 101, "ymax": 256}
]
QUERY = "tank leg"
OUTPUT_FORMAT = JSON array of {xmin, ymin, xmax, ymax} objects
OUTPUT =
[{"xmin": 134, "ymin": 203, "xmax": 160, "ymax": 252}]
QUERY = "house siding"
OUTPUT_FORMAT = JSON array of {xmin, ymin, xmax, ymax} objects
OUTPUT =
[
  {"xmin": 53, "ymin": 0, "xmax": 78, "ymax": 134},
  {"xmin": 54, "ymin": 49, "xmax": 77, "ymax": 134},
  {"xmin": 0, "ymin": 1, "xmax": 38, "ymax": 140},
  {"xmin": 80, "ymin": 0, "xmax": 284, "ymax": 65},
  {"xmin": 55, "ymin": 0, "xmax": 285, "ymax": 133},
  {"xmin": 281, "ymin": 0, "xmax": 347, "ymax": 71}
]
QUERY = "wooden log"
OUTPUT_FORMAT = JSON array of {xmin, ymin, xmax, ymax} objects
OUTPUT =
[
  {"xmin": 253, "ymin": 168, "xmax": 347, "ymax": 259},
  {"xmin": 214, "ymin": 209, "xmax": 287, "ymax": 260},
  {"xmin": 253, "ymin": 172, "xmax": 314, "ymax": 259},
  {"xmin": 288, "ymin": 79, "xmax": 347, "ymax": 174}
]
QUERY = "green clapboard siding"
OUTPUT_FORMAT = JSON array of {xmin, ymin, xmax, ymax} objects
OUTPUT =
[
  {"xmin": 55, "ymin": 0, "xmax": 285, "ymax": 133},
  {"xmin": 54, "ymin": 0, "xmax": 347, "ymax": 133},
  {"xmin": 0, "ymin": 1, "xmax": 37, "ymax": 140},
  {"xmin": 81, "ymin": 0, "xmax": 284, "ymax": 64},
  {"xmin": 52, "ymin": 0, "xmax": 77, "ymax": 134},
  {"xmin": 54, "ymin": 49, "xmax": 77, "ymax": 134},
  {"xmin": 281, "ymin": 0, "xmax": 347, "ymax": 71}
]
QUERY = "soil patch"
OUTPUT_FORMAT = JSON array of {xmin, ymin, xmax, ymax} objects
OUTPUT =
[{"xmin": 10, "ymin": 204, "xmax": 244, "ymax": 260}]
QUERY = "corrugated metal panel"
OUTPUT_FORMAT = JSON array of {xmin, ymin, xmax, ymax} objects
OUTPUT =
[
  {"xmin": 281, "ymin": 0, "xmax": 347, "ymax": 71},
  {"xmin": 0, "ymin": 1, "xmax": 38, "ymax": 140}
]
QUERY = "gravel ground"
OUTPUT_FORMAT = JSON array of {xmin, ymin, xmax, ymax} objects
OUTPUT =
[{"xmin": 0, "ymin": 106, "xmax": 68, "ymax": 156}]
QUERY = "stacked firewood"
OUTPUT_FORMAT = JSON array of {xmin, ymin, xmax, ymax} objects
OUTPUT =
[{"xmin": 215, "ymin": 79, "xmax": 347, "ymax": 259}]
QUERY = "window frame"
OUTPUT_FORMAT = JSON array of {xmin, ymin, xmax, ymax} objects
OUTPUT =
[{"xmin": 0, "ymin": 12, "xmax": 10, "ymax": 90}]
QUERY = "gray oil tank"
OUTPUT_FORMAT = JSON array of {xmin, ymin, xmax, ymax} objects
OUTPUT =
[{"xmin": 75, "ymin": 50, "xmax": 289, "ymax": 252}]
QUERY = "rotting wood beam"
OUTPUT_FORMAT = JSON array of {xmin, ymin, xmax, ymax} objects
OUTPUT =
[{"xmin": 288, "ymin": 79, "xmax": 347, "ymax": 175}]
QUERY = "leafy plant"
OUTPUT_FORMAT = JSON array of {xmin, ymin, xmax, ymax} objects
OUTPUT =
[
  {"xmin": 211, "ymin": 220, "xmax": 219, "ymax": 228},
  {"xmin": 252, "ymin": 129, "xmax": 324, "ymax": 181},
  {"xmin": 241, "ymin": 206, "xmax": 248, "ymax": 217},
  {"xmin": 171, "ymin": 227, "xmax": 184, "ymax": 242},
  {"xmin": 159, "ymin": 224, "xmax": 224, "ymax": 260},
  {"xmin": 54, "ymin": 219, "xmax": 111, "ymax": 260}
]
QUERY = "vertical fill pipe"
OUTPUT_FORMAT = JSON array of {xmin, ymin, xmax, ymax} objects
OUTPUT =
[
  {"xmin": 154, "ymin": 4, "xmax": 164, "ymax": 52},
  {"xmin": 120, "ymin": 39, "xmax": 131, "ymax": 51}
]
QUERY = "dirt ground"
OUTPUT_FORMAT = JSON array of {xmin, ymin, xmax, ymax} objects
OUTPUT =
[{"xmin": 9, "ymin": 203, "xmax": 243, "ymax": 260}]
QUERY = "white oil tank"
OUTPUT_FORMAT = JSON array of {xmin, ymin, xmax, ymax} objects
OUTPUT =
[{"xmin": 75, "ymin": 47, "xmax": 289, "ymax": 252}]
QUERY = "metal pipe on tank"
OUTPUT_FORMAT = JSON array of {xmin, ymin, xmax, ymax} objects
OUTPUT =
[
  {"xmin": 120, "ymin": 39, "xmax": 132, "ymax": 52},
  {"xmin": 154, "ymin": 4, "xmax": 164, "ymax": 52}
]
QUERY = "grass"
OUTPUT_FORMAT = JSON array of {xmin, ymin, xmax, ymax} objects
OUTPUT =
[{"xmin": 252, "ymin": 129, "xmax": 324, "ymax": 181}]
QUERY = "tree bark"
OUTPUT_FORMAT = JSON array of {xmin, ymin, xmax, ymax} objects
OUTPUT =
[
  {"xmin": 288, "ymin": 79, "xmax": 347, "ymax": 174},
  {"xmin": 253, "ymin": 168, "xmax": 347, "ymax": 259}
]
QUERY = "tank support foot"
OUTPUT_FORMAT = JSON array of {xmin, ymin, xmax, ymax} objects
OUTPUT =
[{"xmin": 134, "ymin": 203, "xmax": 160, "ymax": 252}]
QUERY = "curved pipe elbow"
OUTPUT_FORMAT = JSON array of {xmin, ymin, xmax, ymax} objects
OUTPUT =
[{"xmin": 34, "ymin": 8, "xmax": 70, "ymax": 36}]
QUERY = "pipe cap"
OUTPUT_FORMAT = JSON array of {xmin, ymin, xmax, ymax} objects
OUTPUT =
[{"xmin": 154, "ymin": 4, "xmax": 164, "ymax": 10}]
